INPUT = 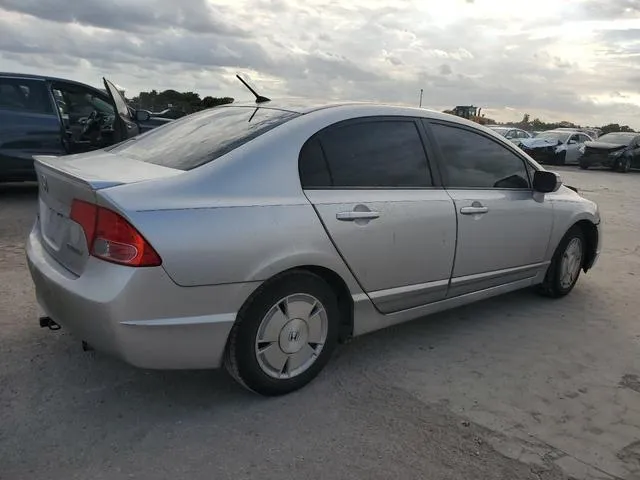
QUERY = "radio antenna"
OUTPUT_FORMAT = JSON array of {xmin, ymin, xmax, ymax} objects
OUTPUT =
[{"xmin": 236, "ymin": 74, "xmax": 270, "ymax": 103}]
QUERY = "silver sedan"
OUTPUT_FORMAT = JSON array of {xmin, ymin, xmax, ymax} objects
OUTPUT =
[{"xmin": 27, "ymin": 101, "xmax": 601, "ymax": 395}]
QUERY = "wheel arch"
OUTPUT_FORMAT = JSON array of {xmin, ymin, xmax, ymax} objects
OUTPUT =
[
  {"xmin": 573, "ymin": 219, "xmax": 599, "ymax": 272},
  {"xmin": 296, "ymin": 265, "xmax": 354, "ymax": 342},
  {"xmin": 241, "ymin": 264, "xmax": 356, "ymax": 343}
]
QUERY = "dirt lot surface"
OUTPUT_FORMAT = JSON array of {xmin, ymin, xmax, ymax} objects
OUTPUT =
[{"xmin": 1, "ymin": 167, "xmax": 639, "ymax": 480}]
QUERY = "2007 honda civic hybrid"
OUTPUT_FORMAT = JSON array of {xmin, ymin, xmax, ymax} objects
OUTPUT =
[{"xmin": 27, "ymin": 100, "xmax": 601, "ymax": 396}]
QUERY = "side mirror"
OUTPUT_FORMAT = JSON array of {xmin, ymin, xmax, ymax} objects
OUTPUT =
[
  {"xmin": 533, "ymin": 170, "xmax": 562, "ymax": 193},
  {"xmin": 135, "ymin": 110, "xmax": 151, "ymax": 122}
]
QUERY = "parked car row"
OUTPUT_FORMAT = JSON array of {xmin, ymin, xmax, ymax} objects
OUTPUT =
[
  {"xmin": 493, "ymin": 126, "xmax": 639, "ymax": 173},
  {"xmin": 0, "ymin": 73, "xmax": 172, "ymax": 182},
  {"xmin": 520, "ymin": 129, "xmax": 640, "ymax": 173}
]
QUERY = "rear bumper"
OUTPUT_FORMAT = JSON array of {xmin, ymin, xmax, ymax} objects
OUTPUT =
[{"xmin": 26, "ymin": 225, "xmax": 259, "ymax": 369}]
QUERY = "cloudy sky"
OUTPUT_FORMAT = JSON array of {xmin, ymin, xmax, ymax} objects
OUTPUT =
[{"xmin": 1, "ymin": 0, "xmax": 639, "ymax": 127}]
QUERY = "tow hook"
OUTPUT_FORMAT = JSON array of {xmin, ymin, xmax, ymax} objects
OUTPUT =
[{"xmin": 39, "ymin": 316, "xmax": 61, "ymax": 331}]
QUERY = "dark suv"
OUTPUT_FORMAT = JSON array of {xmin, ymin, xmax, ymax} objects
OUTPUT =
[{"xmin": 0, "ymin": 73, "xmax": 171, "ymax": 182}]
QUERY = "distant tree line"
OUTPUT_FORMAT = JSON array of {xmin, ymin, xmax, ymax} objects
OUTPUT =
[
  {"xmin": 128, "ymin": 89, "xmax": 234, "ymax": 116},
  {"xmin": 506, "ymin": 113, "xmax": 636, "ymax": 134},
  {"xmin": 441, "ymin": 108, "xmax": 636, "ymax": 134}
]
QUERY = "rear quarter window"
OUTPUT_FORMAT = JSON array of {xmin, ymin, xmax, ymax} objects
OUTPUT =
[
  {"xmin": 0, "ymin": 78, "xmax": 53, "ymax": 114},
  {"xmin": 107, "ymin": 106, "xmax": 298, "ymax": 170}
]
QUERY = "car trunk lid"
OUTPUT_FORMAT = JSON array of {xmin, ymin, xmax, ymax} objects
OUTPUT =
[{"xmin": 33, "ymin": 150, "xmax": 182, "ymax": 276}]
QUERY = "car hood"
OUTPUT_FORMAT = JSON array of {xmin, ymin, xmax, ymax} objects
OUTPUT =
[
  {"xmin": 583, "ymin": 141, "xmax": 627, "ymax": 151},
  {"xmin": 519, "ymin": 138, "xmax": 561, "ymax": 149}
]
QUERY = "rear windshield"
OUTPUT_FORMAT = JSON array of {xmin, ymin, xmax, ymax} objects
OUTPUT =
[
  {"xmin": 107, "ymin": 106, "xmax": 299, "ymax": 170},
  {"xmin": 536, "ymin": 131, "xmax": 571, "ymax": 143}
]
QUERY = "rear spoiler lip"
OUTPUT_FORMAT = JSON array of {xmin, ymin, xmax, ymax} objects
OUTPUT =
[{"xmin": 33, "ymin": 155, "xmax": 125, "ymax": 191}]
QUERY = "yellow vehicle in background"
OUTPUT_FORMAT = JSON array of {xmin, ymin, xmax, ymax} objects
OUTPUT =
[{"xmin": 444, "ymin": 105, "xmax": 490, "ymax": 125}]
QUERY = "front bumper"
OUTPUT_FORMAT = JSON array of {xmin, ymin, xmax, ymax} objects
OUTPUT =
[
  {"xmin": 522, "ymin": 147, "xmax": 557, "ymax": 164},
  {"xmin": 581, "ymin": 153, "xmax": 618, "ymax": 168},
  {"xmin": 26, "ymin": 225, "xmax": 259, "ymax": 369}
]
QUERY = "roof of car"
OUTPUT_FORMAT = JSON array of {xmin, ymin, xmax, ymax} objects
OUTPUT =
[
  {"xmin": 542, "ymin": 129, "xmax": 583, "ymax": 134},
  {"xmin": 221, "ymin": 99, "xmax": 372, "ymax": 114},
  {"xmin": 218, "ymin": 99, "xmax": 512, "ymax": 142},
  {"xmin": 0, "ymin": 72, "xmax": 103, "ymax": 90},
  {"xmin": 221, "ymin": 99, "xmax": 480, "ymax": 123}
]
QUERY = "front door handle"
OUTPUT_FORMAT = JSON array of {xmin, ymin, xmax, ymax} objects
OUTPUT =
[
  {"xmin": 460, "ymin": 206, "xmax": 489, "ymax": 215},
  {"xmin": 336, "ymin": 211, "xmax": 380, "ymax": 221}
]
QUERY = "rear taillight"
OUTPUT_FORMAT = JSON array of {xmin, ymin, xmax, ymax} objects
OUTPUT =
[{"xmin": 70, "ymin": 199, "xmax": 162, "ymax": 267}]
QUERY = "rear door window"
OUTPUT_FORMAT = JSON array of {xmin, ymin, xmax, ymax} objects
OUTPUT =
[
  {"xmin": 302, "ymin": 119, "xmax": 432, "ymax": 188},
  {"xmin": 0, "ymin": 78, "xmax": 53, "ymax": 114},
  {"xmin": 108, "ymin": 106, "xmax": 298, "ymax": 170}
]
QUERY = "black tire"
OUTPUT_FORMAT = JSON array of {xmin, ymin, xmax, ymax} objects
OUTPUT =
[
  {"xmin": 556, "ymin": 151, "xmax": 566, "ymax": 166},
  {"xmin": 224, "ymin": 270, "xmax": 340, "ymax": 396},
  {"xmin": 537, "ymin": 226, "xmax": 586, "ymax": 298},
  {"xmin": 619, "ymin": 156, "xmax": 631, "ymax": 173},
  {"xmin": 579, "ymin": 161, "xmax": 589, "ymax": 170}
]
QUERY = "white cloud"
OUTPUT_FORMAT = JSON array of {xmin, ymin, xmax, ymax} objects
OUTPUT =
[{"xmin": 0, "ymin": 0, "xmax": 639, "ymax": 127}]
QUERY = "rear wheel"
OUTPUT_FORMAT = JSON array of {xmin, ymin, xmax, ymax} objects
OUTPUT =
[
  {"xmin": 537, "ymin": 227, "xmax": 585, "ymax": 298},
  {"xmin": 579, "ymin": 161, "xmax": 589, "ymax": 170},
  {"xmin": 224, "ymin": 270, "xmax": 340, "ymax": 396}
]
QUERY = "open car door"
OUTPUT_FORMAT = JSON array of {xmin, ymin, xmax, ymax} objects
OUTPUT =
[{"xmin": 103, "ymin": 77, "xmax": 140, "ymax": 143}]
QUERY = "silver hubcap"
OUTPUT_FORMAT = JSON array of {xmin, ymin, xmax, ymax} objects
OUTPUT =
[
  {"xmin": 255, "ymin": 294, "xmax": 328, "ymax": 379},
  {"xmin": 559, "ymin": 237, "xmax": 583, "ymax": 289}
]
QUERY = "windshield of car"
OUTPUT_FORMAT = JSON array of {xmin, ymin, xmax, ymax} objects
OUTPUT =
[
  {"xmin": 489, "ymin": 127, "xmax": 509, "ymax": 136},
  {"xmin": 90, "ymin": 95, "xmax": 114, "ymax": 115},
  {"xmin": 107, "ymin": 106, "xmax": 299, "ymax": 170},
  {"xmin": 597, "ymin": 133, "xmax": 634, "ymax": 145},
  {"xmin": 535, "ymin": 131, "xmax": 571, "ymax": 143}
]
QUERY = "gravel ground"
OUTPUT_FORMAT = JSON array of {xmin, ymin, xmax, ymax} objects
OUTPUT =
[{"xmin": 1, "ymin": 168, "xmax": 639, "ymax": 480}]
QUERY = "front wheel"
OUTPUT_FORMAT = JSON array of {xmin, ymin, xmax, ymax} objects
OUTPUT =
[
  {"xmin": 537, "ymin": 227, "xmax": 585, "ymax": 298},
  {"xmin": 224, "ymin": 270, "xmax": 340, "ymax": 396},
  {"xmin": 619, "ymin": 157, "xmax": 632, "ymax": 173},
  {"xmin": 579, "ymin": 161, "xmax": 589, "ymax": 170},
  {"xmin": 555, "ymin": 152, "xmax": 566, "ymax": 166}
]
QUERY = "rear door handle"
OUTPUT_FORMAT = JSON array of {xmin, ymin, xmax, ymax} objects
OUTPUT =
[
  {"xmin": 336, "ymin": 211, "xmax": 380, "ymax": 221},
  {"xmin": 460, "ymin": 206, "xmax": 489, "ymax": 215}
]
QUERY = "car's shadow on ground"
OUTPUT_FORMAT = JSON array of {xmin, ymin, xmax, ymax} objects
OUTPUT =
[
  {"xmin": 0, "ymin": 182, "xmax": 38, "ymax": 198},
  {"xmin": 17, "ymin": 279, "xmax": 603, "ymax": 433}
]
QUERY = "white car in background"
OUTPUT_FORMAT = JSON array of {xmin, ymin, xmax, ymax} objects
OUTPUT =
[
  {"xmin": 487, "ymin": 126, "xmax": 533, "ymax": 147},
  {"xmin": 519, "ymin": 130, "xmax": 593, "ymax": 165}
]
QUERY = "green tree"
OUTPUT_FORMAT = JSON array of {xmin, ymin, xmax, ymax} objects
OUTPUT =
[
  {"xmin": 600, "ymin": 123, "xmax": 635, "ymax": 135},
  {"xmin": 129, "ymin": 90, "xmax": 234, "ymax": 114}
]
